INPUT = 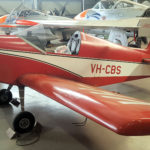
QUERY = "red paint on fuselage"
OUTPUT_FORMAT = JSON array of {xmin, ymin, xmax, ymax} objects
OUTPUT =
[
  {"xmin": 79, "ymin": 33, "xmax": 149, "ymax": 62},
  {"xmin": 0, "ymin": 33, "xmax": 150, "ymax": 87},
  {"xmin": 0, "ymin": 15, "xmax": 7, "ymax": 24},
  {"xmin": 0, "ymin": 54, "xmax": 81, "ymax": 85},
  {"xmin": 16, "ymin": 20, "xmax": 38, "ymax": 26},
  {"xmin": 1, "ymin": 52, "xmax": 148, "ymax": 86}
]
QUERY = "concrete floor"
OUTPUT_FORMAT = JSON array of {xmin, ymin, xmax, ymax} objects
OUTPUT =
[{"xmin": 1, "ymin": 78, "xmax": 150, "ymax": 150}]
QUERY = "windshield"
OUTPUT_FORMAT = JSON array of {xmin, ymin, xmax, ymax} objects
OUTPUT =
[
  {"xmin": 93, "ymin": 1, "xmax": 114, "ymax": 9},
  {"xmin": 14, "ymin": 24, "xmax": 81, "ymax": 55},
  {"xmin": 5, "ymin": 3, "xmax": 45, "ymax": 24},
  {"xmin": 14, "ymin": 24, "xmax": 57, "ymax": 51},
  {"xmin": 115, "ymin": 1, "xmax": 133, "ymax": 9}
]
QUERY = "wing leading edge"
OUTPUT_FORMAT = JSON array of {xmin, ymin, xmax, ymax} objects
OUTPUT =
[
  {"xmin": 1, "ymin": 18, "xmax": 150, "ymax": 35},
  {"xmin": 18, "ymin": 74, "xmax": 150, "ymax": 136}
]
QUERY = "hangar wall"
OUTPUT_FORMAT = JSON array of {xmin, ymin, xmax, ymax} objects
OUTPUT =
[{"xmin": 0, "ymin": 0, "xmax": 99, "ymax": 17}]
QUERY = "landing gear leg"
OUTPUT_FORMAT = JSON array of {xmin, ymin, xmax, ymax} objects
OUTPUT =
[
  {"xmin": 19, "ymin": 86, "xmax": 25, "ymax": 112},
  {"xmin": 13, "ymin": 86, "xmax": 35, "ymax": 134},
  {"xmin": 0, "ymin": 85, "xmax": 13, "ymax": 105}
]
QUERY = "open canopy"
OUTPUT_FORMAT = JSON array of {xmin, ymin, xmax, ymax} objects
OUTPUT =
[{"xmin": 5, "ymin": 4, "xmax": 46, "ymax": 24}]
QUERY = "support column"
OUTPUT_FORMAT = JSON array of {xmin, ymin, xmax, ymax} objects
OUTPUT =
[
  {"xmin": 33, "ymin": 0, "xmax": 38, "ymax": 10},
  {"xmin": 18, "ymin": 86, "xmax": 25, "ymax": 112}
]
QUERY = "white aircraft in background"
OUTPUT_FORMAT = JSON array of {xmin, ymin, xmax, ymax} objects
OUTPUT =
[
  {"xmin": 74, "ymin": 0, "xmax": 150, "ymax": 47},
  {"xmin": 0, "ymin": 2, "xmax": 150, "ymax": 47},
  {"xmin": 75, "ymin": 0, "xmax": 150, "ymax": 20}
]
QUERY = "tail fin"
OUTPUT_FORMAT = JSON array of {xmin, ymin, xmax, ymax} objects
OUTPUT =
[{"xmin": 146, "ymin": 42, "xmax": 150, "ymax": 54}]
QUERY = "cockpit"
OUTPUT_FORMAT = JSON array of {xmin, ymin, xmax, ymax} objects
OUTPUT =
[
  {"xmin": 15, "ymin": 24, "xmax": 81, "ymax": 55},
  {"xmin": 5, "ymin": 4, "xmax": 45, "ymax": 24},
  {"xmin": 93, "ymin": 0, "xmax": 114, "ymax": 9}
]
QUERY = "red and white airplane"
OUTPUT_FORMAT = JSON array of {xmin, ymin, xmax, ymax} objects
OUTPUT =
[{"xmin": 1, "ymin": 25, "xmax": 150, "ymax": 136}]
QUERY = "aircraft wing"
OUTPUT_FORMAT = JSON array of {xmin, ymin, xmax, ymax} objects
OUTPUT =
[
  {"xmin": 14, "ymin": 17, "xmax": 150, "ymax": 37},
  {"xmin": 29, "ymin": 17, "xmax": 150, "ymax": 35},
  {"xmin": 1, "ymin": 17, "xmax": 150, "ymax": 34},
  {"xmin": 31, "ymin": 18, "xmax": 141, "ymax": 30},
  {"xmin": 19, "ymin": 73, "xmax": 150, "ymax": 136}
]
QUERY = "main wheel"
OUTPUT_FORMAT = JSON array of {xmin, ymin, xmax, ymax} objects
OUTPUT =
[
  {"xmin": 13, "ymin": 111, "xmax": 35, "ymax": 134},
  {"xmin": 0, "ymin": 89, "xmax": 12, "ymax": 105}
]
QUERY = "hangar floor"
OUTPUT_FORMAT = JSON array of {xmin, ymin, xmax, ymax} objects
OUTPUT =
[{"xmin": 0, "ymin": 78, "xmax": 150, "ymax": 150}]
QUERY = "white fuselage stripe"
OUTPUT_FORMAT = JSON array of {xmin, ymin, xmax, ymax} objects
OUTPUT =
[{"xmin": 0, "ymin": 50, "xmax": 150, "ymax": 77}]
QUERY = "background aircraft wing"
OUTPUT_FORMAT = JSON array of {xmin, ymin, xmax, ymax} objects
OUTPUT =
[
  {"xmin": 33, "ymin": 18, "xmax": 140, "ymax": 30},
  {"xmin": 19, "ymin": 73, "xmax": 150, "ymax": 136},
  {"xmin": 1, "ymin": 17, "xmax": 149, "ymax": 30},
  {"xmin": 0, "ymin": 17, "xmax": 150, "ymax": 37},
  {"xmin": 26, "ymin": 17, "xmax": 150, "ymax": 37}
]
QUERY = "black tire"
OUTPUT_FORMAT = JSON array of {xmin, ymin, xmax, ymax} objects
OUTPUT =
[
  {"xmin": 13, "ymin": 111, "xmax": 35, "ymax": 134},
  {"xmin": 0, "ymin": 89, "xmax": 12, "ymax": 105}
]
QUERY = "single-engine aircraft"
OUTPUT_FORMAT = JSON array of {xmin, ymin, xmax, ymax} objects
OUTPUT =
[
  {"xmin": 75, "ymin": 0, "xmax": 150, "ymax": 21},
  {"xmin": 1, "ymin": 25, "xmax": 150, "ymax": 136},
  {"xmin": 0, "ymin": 4, "xmax": 74, "ymax": 40},
  {"xmin": 0, "ymin": 2, "xmax": 150, "ymax": 47},
  {"xmin": 74, "ymin": 0, "xmax": 150, "ymax": 47}
]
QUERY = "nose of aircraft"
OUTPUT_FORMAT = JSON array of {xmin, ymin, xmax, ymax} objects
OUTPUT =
[
  {"xmin": 0, "ymin": 15, "xmax": 8, "ymax": 24},
  {"xmin": 74, "ymin": 9, "xmax": 89, "ymax": 20}
]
